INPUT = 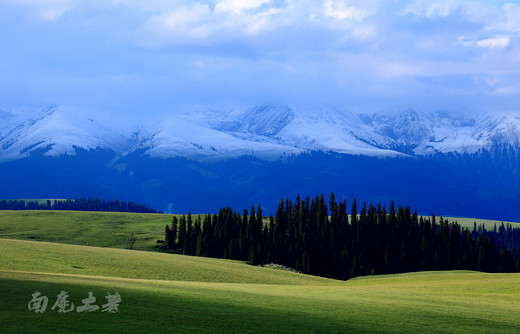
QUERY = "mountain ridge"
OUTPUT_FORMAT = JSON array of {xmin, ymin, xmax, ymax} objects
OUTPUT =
[{"xmin": 1, "ymin": 105, "xmax": 519, "ymax": 162}]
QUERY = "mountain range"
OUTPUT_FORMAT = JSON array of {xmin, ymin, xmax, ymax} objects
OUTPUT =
[
  {"xmin": 1, "ymin": 105, "xmax": 519, "ymax": 221},
  {"xmin": 2, "ymin": 105, "xmax": 520, "ymax": 162}
]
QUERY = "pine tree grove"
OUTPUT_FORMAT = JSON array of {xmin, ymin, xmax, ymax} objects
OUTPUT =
[{"xmin": 164, "ymin": 194, "xmax": 520, "ymax": 280}]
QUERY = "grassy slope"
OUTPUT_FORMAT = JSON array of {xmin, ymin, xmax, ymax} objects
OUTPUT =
[
  {"xmin": 1, "ymin": 210, "xmax": 518, "ymax": 253},
  {"xmin": 1, "ymin": 240, "xmax": 520, "ymax": 333},
  {"xmin": 0, "ymin": 210, "xmax": 174, "ymax": 251},
  {"xmin": 2, "ymin": 211, "xmax": 520, "ymax": 333},
  {"xmin": 1, "ymin": 267, "xmax": 520, "ymax": 332},
  {"xmin": 0, "ymin": 239, "xmax": 331, "ymax": 285}
]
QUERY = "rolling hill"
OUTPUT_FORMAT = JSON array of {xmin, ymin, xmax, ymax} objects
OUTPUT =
[
  {"xmin": 2, "ymin": 210, "xmax": 520, "ymax": 332},
  {"xmin": 1, "ymin": 238, "xmax": 520, "ymax": 333}
]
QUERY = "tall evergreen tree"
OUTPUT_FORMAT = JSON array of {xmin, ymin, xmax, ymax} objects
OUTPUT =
[
  {"xmin": 178, "ymin": 215, "xmax": 187, "ymax": 253},
  {"xmin": 164, "ymin": 224, "xmax": 172, "ymax": 250},
  {"xmin": 170, "ymin": 216, "xmax": 178, "ymax": 249}
]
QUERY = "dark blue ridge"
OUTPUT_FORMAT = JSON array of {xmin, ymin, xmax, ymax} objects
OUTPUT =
[{"xmin": 0, "ymin": 146, "xmax": 518, "ymax": 221}]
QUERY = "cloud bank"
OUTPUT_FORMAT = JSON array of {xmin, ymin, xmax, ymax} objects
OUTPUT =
[{"xmin": 0, "ymin": 0, "xmax": 519, "ymax": 115}]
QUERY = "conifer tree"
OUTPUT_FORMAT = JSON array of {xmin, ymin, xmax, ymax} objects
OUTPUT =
[
  {"xmin": 183, "ymin": 212, "xmax": 193, "ymax": 255},
  {"xmin": 193, "ymin": 217, "xmax": 202, "ymax": 256},
  {"xmin": 178, "ymin": 215, "xmax": 187, "ymax": 253},
  {"xmin": 201, "ymin": 214, "xmax": 211, "ymax": 257},
  {"xmin": 164, "ymin": 224, "xmax": 172, "ymax": 250},
  {"xmin": 170, "ymin": 216, "xmax": 178, "ymax": 249}
]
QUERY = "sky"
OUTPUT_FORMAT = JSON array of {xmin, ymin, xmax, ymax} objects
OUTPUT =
[{"xmin": 1, "ymin": 0, "xmax": 520, "ymax": 116}]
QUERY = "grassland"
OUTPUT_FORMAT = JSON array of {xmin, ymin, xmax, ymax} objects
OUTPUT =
[
  {"xmin": 0, "ymin": 210, "xmax": 517, "ymax": 252},
  {"xmin": 0, "ymin": 210, "xmax": 174, "ymax": 251},
  {"xmin": 2, "ymin": 210, "xmax": 520, "ymax": 333},
  {"xmin": 0, "ymin": 239, "xmax": 331, "ymax": 285},
  {"xmin": 444, "ymin": 216, "xmax": 520, "ymax": 230},
  {"xmin": 1, "ymin": 244, "xmax": 520, "ymax": 333}
]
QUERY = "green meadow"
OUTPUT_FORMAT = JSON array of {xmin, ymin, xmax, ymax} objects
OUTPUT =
[
  {"xmin": 0, "ymin": 239, "xmax": 330, "ymax": 285},
  {"xmin": 444, "ymin": 216, "xmax": 520, "ymax": 230},
  {"xmin": 0, "ymin": 210, "xmax": 174, "ymax": 251},
  {"xmin": 0, "ymin": 210, "xmax": 517, "ymax": 251},
  {"xmin": 1, "ymin": 210, "xmax": 520, "ymax": 333}
]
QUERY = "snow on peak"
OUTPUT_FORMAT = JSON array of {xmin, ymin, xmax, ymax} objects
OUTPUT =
[
  {"xmin": 215, "ymin": 105, "xmax": 295, "ymax": 137},
  {"xmin": 0, "ymin": 106, "xmax": 137, "ymax": 161},
  {"xmin": 1, "ymin": 104, "xmax": 520, "ymax": 162}
]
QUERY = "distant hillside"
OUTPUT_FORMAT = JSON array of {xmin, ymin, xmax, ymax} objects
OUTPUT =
[
  {"xmin": 1, "ymin": 149, "xmax": 519, "ymax": 221},
  {"xmin": 0, "ymin": 210, "xmax": 170, "ymax": 251}
]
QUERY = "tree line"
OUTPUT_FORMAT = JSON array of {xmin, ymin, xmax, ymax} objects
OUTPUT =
[
  {"xmin": 0, "ymin": 198, "xmax": 157, "ymax": 213},
  {"xmin": 163, "ymin": 193, "xmax": 520, "ymax": 280},
  {"xmin": 471, "ymin": 222, "xmax": 520, "ymax": 260}
]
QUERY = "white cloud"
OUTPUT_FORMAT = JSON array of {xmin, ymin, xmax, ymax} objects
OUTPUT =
[
  {"xmin": 215, "ymin": 0, "xmax": 271, "ymax": 15},
  {"xmin": 324, "ymin": 0, "xmax": 367, "ymax": 21},
  {"xmin": 212, "ymin": 0, "xmax": 282, "ymax": 35},
  {"xmin": 242, "ymin": 8, "xmax": 281, "ymax": 34},
  {"xmin": 490, "ymin": 86, "xmax": 520, "ymax": 95},
  {"xmin": 460, "ymin": 36, "xmax": 511, "ymax": 50},
  {"xmin": 143, "ymin": 3, "xmax": 212, "ymax": 42},
  {"xmin": 351, "ymin": 24, "xmax": 376, "ymax": 40},
  {"xmin": 485, "ymin": 2, "xmax": 520, "ymax": 35},
  {"xmin": 2, "ymin": 0, "xmax": 520, "ymax": 112},
  {"xmin": 38, "ymin": 7, "xmax": 67, "ymax": 21},
  {"xmin": 157, "ymin": 4, "xmax": 209, "ymax": 31},
  {"xmin": 403, "ymin": 0, "xmax": 463, "ymax": 18},
  {"xmin": 476, "ymin": 36, "xmax": 511, "ymax": 49},
  {"xmin": 7, "ymin": 0, "xmax": 75, "ymax": 21},
  {"xmin": 138, "ymin": 0, "xmax": 284, "ymax": 44},
  {"xmin": 372, "ymin": 61, "xmax": 426, "ymax": 79}
]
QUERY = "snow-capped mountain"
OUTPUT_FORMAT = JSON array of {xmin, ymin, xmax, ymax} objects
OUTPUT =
[
  {"xmin": 0, "ymin": 106, "xmax": 136, "ymax": 161},
  {"xmin": 1, "ymin": 105, "xmax": 520, "ymax": 162},
  {"xmin": 2, "ymin": 105, "xmax": 520, "ymax": 221},
  {"xmin": 355, "ymin": 109, "xmax": 520, "ymax": 155},
  {"xmin": 178, "ymin": 105, "xmax": 520, "ymax": 157}
]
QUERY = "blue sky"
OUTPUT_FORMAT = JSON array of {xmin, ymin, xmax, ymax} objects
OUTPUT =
[{"xmin": 1, "ymin": 0, "xmax": 520, "ymax": 116}]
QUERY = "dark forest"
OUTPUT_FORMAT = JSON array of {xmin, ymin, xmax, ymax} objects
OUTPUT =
[{"xmin": 164, "ymin": 194, "xmax": 520, "ymax": 280}]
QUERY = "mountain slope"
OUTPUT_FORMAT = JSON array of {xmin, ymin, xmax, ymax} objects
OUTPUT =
[
  {"xmin": 0, "ymin": 106, "xmax": 135, "ymax": 161},
  {"xmin": 357, "ymin": 109, "xmax": 520, "ymax": 155},
  {"xmin": 201, "ymin": 105, "xmax": 520, "ymax": 157},
  {"xmin": 1, "ymin": 105, "xmax": 520, "ymax": 162}
]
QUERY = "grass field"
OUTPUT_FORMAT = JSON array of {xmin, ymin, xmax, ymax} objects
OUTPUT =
[
  {"xmin": 0, "ymin": 210, "xmax": 174, "ymax": 251},
  {"xmin": 0, "ymin": 210, "xmax": 518, "ymax": 252},
  {"xmin": 2, "ymin": 210, "xmax": 520, "ymax": 333},
  {"xmin": 444, "ymin": 217, "xmax": 520, "ymax": 230},
  {"xmin": 0, "ymin": 239, "xmax": 331, "ymax": 285},
  {"xmin": 2, "ymin": 239, "xmax": 520, "ymax": 333}
]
